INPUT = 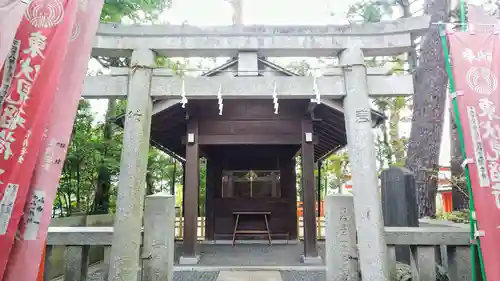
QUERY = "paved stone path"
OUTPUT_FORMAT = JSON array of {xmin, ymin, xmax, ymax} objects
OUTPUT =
[
  {"xmin": 65, "ymin": 263, "xmax": 326, "ymax": 281},
  {"xmin": 218, "ymin": 271, "xmax": 282, "ymax": 281},
  {"xmin": 176, "ymin": 243, "xmax": 326, "ymax": 266},
  {"xmin": 174, "ymin": 271, "xmax": 220, "ymax": 281}
]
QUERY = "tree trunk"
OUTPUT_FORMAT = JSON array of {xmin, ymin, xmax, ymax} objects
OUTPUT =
[
  {"xmin": 57, "ymin": 191, "xmax": 64, "ymax": 217},
  {"xmin": 146, "ymin": 171, "xmax": 154, "ymax": 195},
  {"xmin": 405, "ymin": 0, "xmax": 449, "ymax": 218},
  {"xmin": 92, "ymin": 98, "xmax": 116, "ymax": 214},
  {"xmin": 65, "ymin": 192, "xmax": 72, "ymax": 216},
  {"xmin": 450, "ymin": 109, "xmax": 469, "ymax": 210}
]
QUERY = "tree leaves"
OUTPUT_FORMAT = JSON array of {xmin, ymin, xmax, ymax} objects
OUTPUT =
[
  {"xmin": 56, "ymin": 99, "xmax": 182, "ymax": 217},
  {"xmin": 347, "ymin": 0, "xmax": 395, "ymax": 22},
  {"xmin": 101, "ymin": 0, "xmax": 172, "ymax": 23}
]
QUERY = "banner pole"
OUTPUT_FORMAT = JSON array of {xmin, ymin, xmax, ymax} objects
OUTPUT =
[
  {"xmin": 439, "ymin": 25, "xmax": 486, "ymax": 281},
  {"xmin": 460, "ymin": 0, "xmax": 466, "ymax": 31}
]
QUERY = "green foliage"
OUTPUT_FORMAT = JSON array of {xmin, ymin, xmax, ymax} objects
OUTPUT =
[
  {"xmin": 100, "ymin": 0, "xmax": 171, "ymax": 23},
  {"xmin": 437, "ymin": 210, "xmax": 470, "ymax": 224},
  {"xmin": 388, "ymin": 262, "xmax": 449, "ymax": 281},
  {"xmin": 55, "ymin": 100, "xmax": 183, "ymax": 217},
  {"xmin": 373, "ymin": 94, "xmax": 409, "ymax": 169},
  {"xmin": 322, "ymin": 151, "xmax": 350, "ymax": 193},
  {"xmin": 347, "ymin": 0, "xmax": 396, "ymax": 22}
]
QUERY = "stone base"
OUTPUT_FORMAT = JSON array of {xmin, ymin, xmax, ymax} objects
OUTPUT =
[
  {"xmin": 179, "ymin": 255, "xmax": 200, "ymax": 265},
  {"xmin": 300, "ymin": 255, "xmax": 323, "ymax": 265}
]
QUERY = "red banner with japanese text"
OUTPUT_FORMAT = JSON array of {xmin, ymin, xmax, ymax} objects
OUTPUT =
[
  {"xmin": 0, "ymin": 0, "xmax": 78, "ymax": 279},
  {"xmin": 448, "ymin": 32, "xmax": 500, "ymax": 281},
  {"xmin": 3, "ymin": 1, "xmax": 104, "ymax": 279},
  {"xmin": 0, "ymin": 0, "xmax": 30, "ymax": 71}
]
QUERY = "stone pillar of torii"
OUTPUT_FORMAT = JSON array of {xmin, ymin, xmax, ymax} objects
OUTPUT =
[{"xmin": 82, "ymin": 16, "xmax": 430, "ymax": 281}]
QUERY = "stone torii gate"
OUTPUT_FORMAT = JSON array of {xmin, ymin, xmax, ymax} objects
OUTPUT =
[{"xmin": 81, "ymin": 16, "xmax": 430, "ymax": 281}]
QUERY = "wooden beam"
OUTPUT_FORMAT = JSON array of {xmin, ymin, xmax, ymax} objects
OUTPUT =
[
  {"xmin": 198, "ymin": 120, "xmax": 302, "ymax": 136},
  {"xmin": 152, "ymin": 99, "xmax": 181, "ymax": 115},
  {"xmin": 181, "ymin": 134, "xmax": 318, "ymax": 145}
]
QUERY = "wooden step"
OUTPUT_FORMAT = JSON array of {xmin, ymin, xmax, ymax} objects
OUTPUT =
[{"xmin": 235, "ymin": 230, "xmax": 269, "ymax": 234}]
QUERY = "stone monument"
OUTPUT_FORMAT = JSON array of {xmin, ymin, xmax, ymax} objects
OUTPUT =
[{"xmin": 381, "ymin": 167, "xmax": 419, "ymax": 264}]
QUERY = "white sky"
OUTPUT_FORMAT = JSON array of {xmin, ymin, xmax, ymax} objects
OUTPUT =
[
  {"xmin": 89, "ymin": 0, "xmax": 451, "ymax": 166},
  {"xmin": 161, "ymin": 0, "xmax": 350, "ymax": 25}
]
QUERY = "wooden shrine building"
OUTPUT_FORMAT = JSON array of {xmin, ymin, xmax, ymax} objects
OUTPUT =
[{"xmin": 143, "ymin": 55, "xmax": 385, "ymax": 263}]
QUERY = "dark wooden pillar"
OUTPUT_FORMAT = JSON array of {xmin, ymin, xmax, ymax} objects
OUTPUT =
[
  {"xmin": 212, "ymin": 163, "xmax": 223, "ymax": 238},
  {"xmin": 181, "ymin": 119, "xmax": 200, "ymax": 262},
  {"xmin": 281, "ymin": 157, "xmax": 298, "ymax": 239},
  {"xmin": 290, "ymin": 157, "xmax": 298, "ymax": 239},
  {"xmin": 301, "ymin": 118, "xmax": 319, "ymax": 259},
  {"xmin": 182, "ymin": 163, "xmax": 186, "ymax": 217},
  {"xmin": 205, "ymin": 159, "xmax": 215, "ymax": 240},
  {"xmin": 214, "ymin": 162, "xmax": 223, "ymax": 198},
  {"xmin": 317, "ymin": 161, "xmax": 322, "ymax": 218}
]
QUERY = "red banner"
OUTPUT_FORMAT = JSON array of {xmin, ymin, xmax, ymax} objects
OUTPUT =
[
  {"xmin": 0, "ymin": 0, "xmax": 30, "ymax": 100},
  {"xmin": 448, "ymin": 32, "xmax": 500, "ymax": 281},
  {"xmin": 3, "ymin": 1, "xmax": 104, "ymax": 279},
  {"xmin": 0, "ymin": 0, "xmax": 29, "ymax": 70},
  {"xmin": 0, "ymin": 0, "xmax": 78, "ymax": 278},
  {"xmin": 36, "ymin": 243, "xmax": 46, "ymax": 281}
]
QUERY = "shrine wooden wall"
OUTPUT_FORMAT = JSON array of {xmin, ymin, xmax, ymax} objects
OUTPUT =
[
  {"xmin": 190, "ymin": 99, "xmax": 307, "ymax": 240},
  {"xmin": 187, "ymin": 99, "xmax": 308, "ymax": 146},
  {"xmin": 204, "ymin": 153, "xmax": 298, "ymax": 240}
]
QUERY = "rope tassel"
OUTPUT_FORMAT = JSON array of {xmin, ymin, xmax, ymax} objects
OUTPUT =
[
  {"xmin": 180, "ymin": 79, "xmax": 188, "ymax": 108},
  {"xmin": 313, "ymin": 76, "xmax": 320, "ymax": 104},
  {"xmin": 272, "ymin": 82, "xmax": 279, "ymax": 114},
  {"xmin": 217, "ymin": 84, "xmax": 223, "ymax": 115}
]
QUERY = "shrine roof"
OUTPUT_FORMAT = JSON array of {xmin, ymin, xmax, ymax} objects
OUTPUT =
[{"xmin": 116, "ymin": 57, "xmax": 385, "ymax": 162}]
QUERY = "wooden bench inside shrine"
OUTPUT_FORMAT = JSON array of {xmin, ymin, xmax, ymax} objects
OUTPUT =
[{"xmin": 231, "ymin": 211, "xmax": 272, "ymax": 245}]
